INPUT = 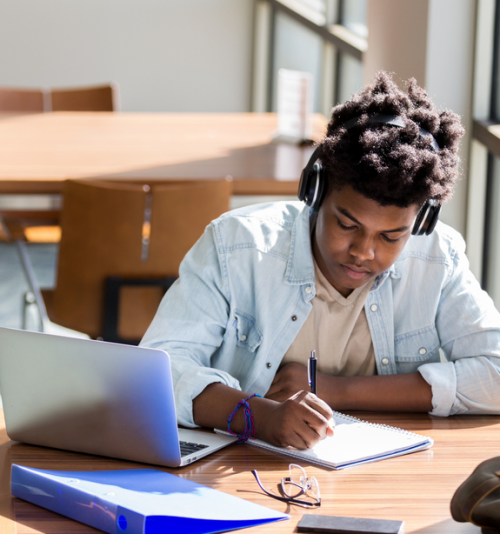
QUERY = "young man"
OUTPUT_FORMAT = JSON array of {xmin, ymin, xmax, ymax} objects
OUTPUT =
[{"xmin": 141, "ymin": 72, "xmax": 500, "ymax": 450}]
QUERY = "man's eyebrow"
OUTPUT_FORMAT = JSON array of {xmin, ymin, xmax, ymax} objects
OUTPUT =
[{"xmin": 337, "ymin": 207, "xmax": 411, "ymax": 233}]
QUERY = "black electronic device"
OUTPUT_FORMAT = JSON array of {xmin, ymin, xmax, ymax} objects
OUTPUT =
[{"xmin": 297, "ymin": 514, "xmax": 404, "ymax": 534}]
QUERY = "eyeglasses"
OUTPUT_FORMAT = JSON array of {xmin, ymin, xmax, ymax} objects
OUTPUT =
[{"xmin": 251, "ymin": 464, "xmax": 321, "ymax": 508}]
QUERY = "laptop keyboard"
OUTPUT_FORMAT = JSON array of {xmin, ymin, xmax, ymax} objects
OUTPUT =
[{"xmin": 179, "ymin": 440, "xmax": 210, "ymax": 457}]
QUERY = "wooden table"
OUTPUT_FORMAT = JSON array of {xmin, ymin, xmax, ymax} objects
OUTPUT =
[
  {"xmin": 0, "ymin": 112, "xmax": 327, "ymax": 197},
  {"xmin": 1, "ymin": 409, "xmax": 497, "ymax": 534}
]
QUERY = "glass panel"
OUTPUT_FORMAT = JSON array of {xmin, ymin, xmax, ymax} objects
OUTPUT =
[
  {"xmin": 336, "ymin": 53, "xmax": 363, "ymax": 105},
  {"xmin": 293, "ymin": 0, "xmax": 326, "ymax": 14},
  {"xmin": 272, "ymin": 11, "xmax": 323, "ymax": 112},
  {"xmin": 492, "ymin": 2, "xmax": 500, "ymax": 120},
  {"xmin": 340, "ymin": 0, "xmax": 368, "ymax": 39},
  {"xmin": 484, "ymin": 155, "xmax": 500, "ymax": 308}
]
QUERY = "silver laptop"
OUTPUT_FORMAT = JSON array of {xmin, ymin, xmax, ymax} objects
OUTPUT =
[{"xmin": 0, "ymin": 327, "xmax": 236, "ymax": 466}]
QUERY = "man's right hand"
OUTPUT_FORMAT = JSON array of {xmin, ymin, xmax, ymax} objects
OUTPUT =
[
  {"xmin": 193, "ymin": 382, "xmax": 334, "ymax": 451},
  {"xmin": 255, "ymin": 390, "xmax": 334, "ymax": 449}
]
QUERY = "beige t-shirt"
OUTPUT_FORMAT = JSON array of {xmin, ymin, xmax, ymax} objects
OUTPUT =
[{"xmin": 282, "ymin": 258, "xmax": 376, "ymax": 376}]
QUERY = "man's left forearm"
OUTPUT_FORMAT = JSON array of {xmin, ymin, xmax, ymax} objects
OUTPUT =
[{"xmin": 318, "ymin": 371, "xmax": 433, "ymax": 412}]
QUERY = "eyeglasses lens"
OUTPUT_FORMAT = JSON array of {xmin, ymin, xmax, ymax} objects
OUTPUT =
[
  {"xmin": 310, "ymin": 476, "xmax": 320, "ymax": 500},
  {"xmin": 289, "ymin": 464, "xmax": 307, "ymax": 486},
  {"xmin": 281, "ymin": 464, "xmax": 306, "ymax": 498},
  {"xmin": 284, "ymin": 464, "xmax": 320, "ymax": 504}
]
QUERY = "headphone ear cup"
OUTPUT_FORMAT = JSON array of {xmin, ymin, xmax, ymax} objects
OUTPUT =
[
  {"xmin": 412, "ymin": 201, "xmax": 441, "ymax": 236},
  {"xmin": 424, "ymin": 202, "xmax": 441, "ymax": 235},
  {"xmin": 310, "ymin": 164, "xmax": 326, "ymax": 211},
  {"xmin": 298, "ymin": 146, "xmax": 324, "ymax": 208},
  {"xmin": 412, "ymin": 204, "xmax": 427, "ymax": 236},
  {"xmin": 298, "ymin": 166, "xmax": 310, "ymax": 203}
]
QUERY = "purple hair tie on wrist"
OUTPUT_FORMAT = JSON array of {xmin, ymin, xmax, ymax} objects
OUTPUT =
[{"xmin": 227, "ymin": 393, "xmax": 262, "ymax": 443}]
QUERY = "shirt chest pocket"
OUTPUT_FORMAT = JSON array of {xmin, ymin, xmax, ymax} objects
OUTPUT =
[
  {"xmin": 394, "ymin": 325, "xmax": 441, "ymax": 364},
  {"xmin": 231, "ymin": 310, "xmax": 263, "ymax": 353}
]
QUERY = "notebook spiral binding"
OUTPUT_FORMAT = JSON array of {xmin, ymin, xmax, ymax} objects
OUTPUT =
[{"xmin": 332, "ymin": 411, "xmax": 420, "ymax": 437}]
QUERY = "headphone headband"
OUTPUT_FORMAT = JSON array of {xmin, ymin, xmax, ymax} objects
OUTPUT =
[{"xmin": 343, "ymin": 113, "xmax": 440, "ymax": 152}]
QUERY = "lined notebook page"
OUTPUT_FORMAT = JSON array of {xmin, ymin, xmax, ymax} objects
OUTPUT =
[{"xmin": 217, "ymin": 412, "xmax": 433, "ymax": 469}]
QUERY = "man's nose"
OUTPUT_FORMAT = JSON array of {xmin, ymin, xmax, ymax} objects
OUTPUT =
[{"xmin": 349, "ymin": 233, "xmax": 375, "ymax": 261}]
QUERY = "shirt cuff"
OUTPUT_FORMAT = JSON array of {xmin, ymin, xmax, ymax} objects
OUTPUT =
[{"xmin": 418, "ymin": 361, "xmax": 457, "ymax": 417}]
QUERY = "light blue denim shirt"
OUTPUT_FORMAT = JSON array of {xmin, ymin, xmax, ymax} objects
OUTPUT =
[{"xmin": 141, "ymin": 201, "xmax": 500, "ymax": 426}]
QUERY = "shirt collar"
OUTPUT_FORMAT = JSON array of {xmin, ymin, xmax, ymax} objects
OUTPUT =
[
  {"xmin": 284, "ymin": 205, "xmax": 315, "ymax": 285},
  {"xmin": 371, "ymin": 263, "xmax": 400, "ymax": 291}
]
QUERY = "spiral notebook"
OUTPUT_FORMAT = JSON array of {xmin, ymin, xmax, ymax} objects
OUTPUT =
[{"xmin": 217, "ymin": 412, "xmax": 433, "ymax": 469}]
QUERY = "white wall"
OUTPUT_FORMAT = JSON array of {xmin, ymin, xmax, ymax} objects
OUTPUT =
[{"xmin": 0, "ymin": 0, "xmax": 254, "ymax": 112}]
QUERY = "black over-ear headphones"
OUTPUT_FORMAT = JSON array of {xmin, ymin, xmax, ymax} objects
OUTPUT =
[{"xmin": 297, "ymin": 114, "xmax": 442, "ymax": 236}]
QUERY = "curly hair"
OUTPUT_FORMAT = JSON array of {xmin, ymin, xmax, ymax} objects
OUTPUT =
[{"xmin": 319, "ymin": 71, "xmax": 465, "ymax": 207}]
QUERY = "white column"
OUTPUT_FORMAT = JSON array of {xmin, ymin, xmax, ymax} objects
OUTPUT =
[
  {"xmin": 364, "ymin": 0, "xmax": 429, "ymax": 87},
  {"xmin": 426, "ymin": 0, "xmax": 476, "ymax": 237}
]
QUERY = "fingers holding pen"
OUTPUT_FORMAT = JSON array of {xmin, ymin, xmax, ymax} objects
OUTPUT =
[
  {"xmin": 291, "ymin": 390, "xmax": 335, "ymax": 440},
  {"xmin": 258, "ymin": 390, "xmax": 334, "ymax": 449},
  {"xmin": 260, "ymin": 352, "xmax": 335, "ymax": 447}
]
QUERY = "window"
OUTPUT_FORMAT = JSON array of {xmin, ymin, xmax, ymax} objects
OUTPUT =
[
  {"xmin": 252, "ymin": 0, "xmax": 367, "ymax": 116},
  {"xmin": 469, "ymin": 0, "xmax": 500, "ymax": 306}
]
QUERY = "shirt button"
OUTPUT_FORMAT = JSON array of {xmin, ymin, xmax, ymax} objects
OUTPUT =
[
  {"xmin": 240, "ymin": 334, "xmax": 247, "ymax": 342},
  {"xmin": 419, "ymin": 347, "xmax": 427, "ymax": 355},
  {"xmin": 370, "ymin": 304, "xmax": 378, "ymax": 312},
  {"xmin": 291, "ymin": 315, "xmax": 297, "ymax": 321},
  {"xmin": 381, "ymin": 357, "xmax": 389, "ymax": 365},
  {"xmin": 305, "ymin": 286, "xmax": 312, "ymax": 294},
  {"xmin": 266, "ymin": 362, "xmax": 272, "ymax": 368}
]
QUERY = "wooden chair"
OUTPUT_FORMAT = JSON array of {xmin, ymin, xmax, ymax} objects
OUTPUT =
[
  {"xmin": 0, "ymin": 87, "xmax": 45, "ymax": 112},
  {"xmin": 50, "ymin": 84, "xmax": 116, "ymax": 112},
  {"xmin": 0, "ymin": 83, "xmax": 118, "ymax": 247},
  {"xmin": 33, "ymin": 178, "xmax": 231, "ymax": 343}
]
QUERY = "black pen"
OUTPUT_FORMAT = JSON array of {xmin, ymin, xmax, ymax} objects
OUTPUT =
[{"xmin": 307, "ymin": 350, "xmax": 317, "ymax": 395}]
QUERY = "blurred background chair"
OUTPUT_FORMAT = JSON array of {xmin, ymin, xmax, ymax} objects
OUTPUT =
[
  {"xmin": 0, "ymin": 86, "xmax": 45, "ymax": 113},
  {"xmin": 24, "ymin": 178, "xmax": 231, "ymax": 344},
  {"xmin": 0, "ymin": 83, "xmax": 117, "ymax": 113},
  {"xmin": 50, "ymin": 83, "xmax": 116, "ymax": 112},
  {"xmin": 0, "ymin": 83, "xmax": 118, "ymax": 247}
]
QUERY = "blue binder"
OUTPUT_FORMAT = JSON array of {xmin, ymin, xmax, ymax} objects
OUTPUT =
[{"xmin": 11, "ymin": 465, "xmax": 289, "ymax": 534}]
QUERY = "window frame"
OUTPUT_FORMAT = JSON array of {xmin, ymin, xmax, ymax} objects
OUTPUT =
[
  {"xmin": 251, "ymin": 0, "xmax": 367, "ymax": 115},
  {"xmin": 468, "ymin": 0, "xmax": 500, "ymax": 290}
]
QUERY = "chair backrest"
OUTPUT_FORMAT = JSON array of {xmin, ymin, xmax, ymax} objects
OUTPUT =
[
  {"xmin": 50, "ymin": 84, "xmax": 116, "ymax": 112},
  {"xmin": 0, "ymin": 87, "xmax": 45, "ymax": 112},
  {"xmin": 50, "ymin": 179, "xmax": 232, "ymax": 339}
]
